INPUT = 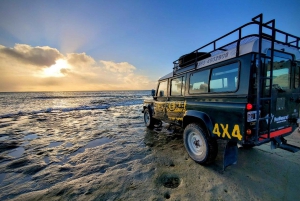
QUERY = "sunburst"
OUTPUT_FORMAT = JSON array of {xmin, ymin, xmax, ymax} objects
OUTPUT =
[{"xmin": 42, "ymin": 59, "xmax": 70, "ymax": 77}]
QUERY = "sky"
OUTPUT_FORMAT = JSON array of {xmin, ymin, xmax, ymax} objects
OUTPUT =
[{"xmin": 0, "ymin": 0, "xmax": 299, "ymax": 92}]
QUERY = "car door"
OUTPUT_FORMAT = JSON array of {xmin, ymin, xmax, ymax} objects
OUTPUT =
[
  {"xmin": 153, "ymin": 79, "xmax": 168, "ymax": 121},
  {"xmin": 166, "ymin": 76, "xmax": 186, "ymax": 123}
]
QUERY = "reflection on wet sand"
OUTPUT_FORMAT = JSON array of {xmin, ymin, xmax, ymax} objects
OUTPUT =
[{"xmin": 0, "ymin": 104, "xmax": 300, "ymax": 200}]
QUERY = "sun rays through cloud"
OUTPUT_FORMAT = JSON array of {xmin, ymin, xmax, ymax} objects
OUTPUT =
[
  {"xmin": 0, "ymin": 44, "xmax": 155, "ymax": 92},
  {"xmin": 41, "ymin": 59, "xmax": 70, "ymax": 77}
]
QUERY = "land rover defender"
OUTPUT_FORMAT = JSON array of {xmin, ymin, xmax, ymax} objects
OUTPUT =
[{"xmin": 142, "ymin": 14, "xmax": 300, "ymax": 169}]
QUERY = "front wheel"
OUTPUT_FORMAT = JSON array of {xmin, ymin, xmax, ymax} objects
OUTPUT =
[
  {"xmin": 183, "ymin": 123, "xmax": 218, "ymax": 165},
  {"xmin": 143, "ymin": 108, "xmax": 154, "ymax": 128}
]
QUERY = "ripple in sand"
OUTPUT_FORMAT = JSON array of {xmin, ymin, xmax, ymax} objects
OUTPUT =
[
  {"xmin": 54, "ymin": 138, "xmax": 114, "ymax": 165},
  {"xmin": 48, "ymin": 142, "xmax": 63, "ymax": 148},
  {"xmin": 65, "ymin": 142, "xmax": 73, "ymax": 147},
  {"xmin": 8, "ymin": 147, "xmax": 25, "ymax": 158},
  {"xmin": 0, "ymin": 136, "xmax": 9, "ymax": 141},
  {"xmin": 85, "ymin": 138, "xmax": 114, "ymax": 148},
  {"xmin": 24, "ymin": 134, "xmax": 38, "ymax": 140},
  {"xmin": 0, "ymin": 173, "xmax": 6, "ymax": 183},
  {"xmin": 71, "ymin": 138, "xmax": 114, "ymax": 157}
]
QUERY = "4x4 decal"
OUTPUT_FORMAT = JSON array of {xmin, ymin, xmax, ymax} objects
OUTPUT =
[{"xmin": 212, "ymin": 123, "xmax": 242, "ymax": 140}]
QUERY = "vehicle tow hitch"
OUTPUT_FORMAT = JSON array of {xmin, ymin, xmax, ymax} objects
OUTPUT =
[{"xmin": 271, "ymin": 137, "xmax": 300, "ymax": 153}]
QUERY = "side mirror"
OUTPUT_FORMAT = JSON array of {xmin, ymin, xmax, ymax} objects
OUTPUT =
[{"xmin": 151, "ymin": 89, "xmax": 155, "ymax": 97}]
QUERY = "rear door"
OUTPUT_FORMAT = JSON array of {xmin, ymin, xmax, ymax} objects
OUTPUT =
[{"xmin": 263, "ymin": 51, "xmax": 299, "ymax": 133}]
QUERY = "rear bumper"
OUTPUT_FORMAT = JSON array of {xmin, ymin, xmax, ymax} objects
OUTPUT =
[{"xmin": 259, "ymin": 127, "xmax": 292, "ymax": 141}]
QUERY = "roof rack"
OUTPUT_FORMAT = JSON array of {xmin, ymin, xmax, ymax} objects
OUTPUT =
[{"xmin": 173, "ymin": 14, "xmax": 300, "ymax": 75}]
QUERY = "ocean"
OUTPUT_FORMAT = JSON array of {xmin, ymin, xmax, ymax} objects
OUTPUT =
[{"xmin": 0, "ymin": 91, "xmax": 151, "ymax": 118}]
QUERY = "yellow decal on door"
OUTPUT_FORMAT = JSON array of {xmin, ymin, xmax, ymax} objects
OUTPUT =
[{"xmin": 167, "ymin": 101, "xmax": 186, "ymax": 121}]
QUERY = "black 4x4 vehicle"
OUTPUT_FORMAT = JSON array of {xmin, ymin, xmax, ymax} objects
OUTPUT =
[{"xmin": 143, "ymin": 14, "xmax": 300, "ymax": 169}]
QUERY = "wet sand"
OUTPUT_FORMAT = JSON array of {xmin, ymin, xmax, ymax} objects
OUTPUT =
[{"xmin": 1, "ymin": 104, "xmax": 300, "ymax": 200}]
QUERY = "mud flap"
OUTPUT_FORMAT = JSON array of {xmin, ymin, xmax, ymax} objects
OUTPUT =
[
  {"xmin": 223, "ymin": 141, "xmax": 238, "ymax": 170},
  {"xmin": 271, "ymin": 137, "xmax": 300, "ymax": 153}
]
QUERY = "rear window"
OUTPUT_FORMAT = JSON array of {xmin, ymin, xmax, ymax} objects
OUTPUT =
[{"xmin": 266, "ymin": 50, "xmax": 292, "ymax": 89}]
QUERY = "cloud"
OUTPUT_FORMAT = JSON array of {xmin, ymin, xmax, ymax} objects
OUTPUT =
[
  {"xmin": 0, "ymin": 44, "xmax": 156, "ymax": 91},
  {"xmin": 100, "ymin": 60, "xmax": 136, "ymax": 73},
  {"xmin": 0, "ymin": 44, "xmax": 63, "ymax": 67},
  {"xmin": 66, "ymin": 53, "xmax": 96, "ymax": 69}
]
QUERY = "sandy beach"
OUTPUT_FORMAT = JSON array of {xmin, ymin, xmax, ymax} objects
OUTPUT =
[{"xmin": 1, "ymin": 103, "xmax": 300, "ymax": 201}]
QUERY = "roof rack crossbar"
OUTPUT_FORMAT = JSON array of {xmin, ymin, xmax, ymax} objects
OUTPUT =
[
  {"xmin": 263, "ymin": 19, "xmax": 275, "ymax": 26},
  {"xmin": 173, "ymin": 14, "xmax": 300, "ymax": 73},
  {"xmin": 252, "ymin": 13, "xmax": 263, "ymax": 23}
]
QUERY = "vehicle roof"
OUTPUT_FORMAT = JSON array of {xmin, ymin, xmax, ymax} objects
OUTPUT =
[{"xmin": 158, "ymin": 72, "xmax": 173, "ymax": 81}]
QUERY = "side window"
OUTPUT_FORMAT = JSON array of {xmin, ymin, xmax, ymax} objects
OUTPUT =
[
  {"xmin": 210, "ymin": 62, "xmax": 239, "ymax": 92},
  {"xmin": 157, "ymin": 80, "xmax": 168, "ymax": 97},
  {"xmin": 171, "ymin": 77, "xmax": 184, "ymax": 96},
  {"xmin": 189, "ymin": 70, "xmax": 209, "ymax": 94}
]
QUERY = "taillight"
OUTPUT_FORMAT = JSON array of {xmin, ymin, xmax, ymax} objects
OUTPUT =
[
  {"xmin": 246, "ymin": 129, "xmax": 252, "ymax": 135},
  {"xmin": 246, "ymin": 103, "xmax": 253, "ymax": 110}
]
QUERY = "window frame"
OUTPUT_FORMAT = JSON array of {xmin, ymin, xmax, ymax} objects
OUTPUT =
[
  {"xmin": 188, "ymin": 61, "xmax": 240, "ymax": 94},
  {"xmin": 267, "ymin": 49, "xmax": 294, "ymax": 89},
  {"xmin": 156, "ymin": 80, "xmax": 168, "ymax": 97},
  {"xmin": 209, "ymin": 61, "xmax": 240, "ymax": 93},
  {"xmin": 188, "ymin": 69, "xmax": 210, "ymax": 94},
  {"xmin": 170, "ymin": 76, "xmax": 185, "ymax": 96}
]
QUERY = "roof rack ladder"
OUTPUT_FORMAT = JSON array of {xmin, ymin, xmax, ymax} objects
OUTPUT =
[{"xmin": 252, "ymin": 14, "xmax": 275, "ymax": 145}]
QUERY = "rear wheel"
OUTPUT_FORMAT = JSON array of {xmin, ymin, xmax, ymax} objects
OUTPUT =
[{"xmin": 183, "ymin": 123, "xmax": 218, "ymax": 164}]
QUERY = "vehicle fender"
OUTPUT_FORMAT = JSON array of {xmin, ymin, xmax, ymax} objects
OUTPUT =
[
  {"xmin": 183, "ymin": 110, "xmax": 214, "ymax": 137},
  {"xmin": 143, "ymin": 104, "xmax": 154, "ymax": 115}
]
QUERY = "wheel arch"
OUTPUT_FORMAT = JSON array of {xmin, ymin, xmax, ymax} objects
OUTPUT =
[
  {"xmin": 143, "ymin": 104, "xmax": 153, "ymax": 114},
  {"xmin": 183, "ymin": 110, "xmax": 214, "ymax": 138}
]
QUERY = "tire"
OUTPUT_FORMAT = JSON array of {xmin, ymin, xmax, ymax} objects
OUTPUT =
[
  {"xmin": 144, "ymin": 108, "xmax": 154, "ymax": 128},
  {"xmin": 183, "ymin": 123, "xmax": 218, "ymax": 165}
]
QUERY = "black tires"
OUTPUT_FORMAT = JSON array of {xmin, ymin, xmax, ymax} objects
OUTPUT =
[
  {"xmin": 183, "ymin": 123, "xmax": 218, "ymax": 165},
  {"xmin": 143, "ymin": 108, "xmax": 154, "ymax": 128}
]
